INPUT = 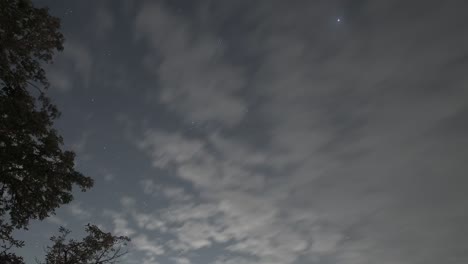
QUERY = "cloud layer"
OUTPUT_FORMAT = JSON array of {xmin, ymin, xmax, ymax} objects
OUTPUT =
[
  {"xmin": 26, "ymin": 1, "xmax": 468, "ymax": 264},
  {"xmin": 123, "ymin": 1, "xmax": 468, "ymax": 264}
]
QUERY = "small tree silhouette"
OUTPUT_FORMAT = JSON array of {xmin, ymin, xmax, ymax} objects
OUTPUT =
[{"xmin": 40, "ymin": 225, "xmax": 130, "ymax": 264}]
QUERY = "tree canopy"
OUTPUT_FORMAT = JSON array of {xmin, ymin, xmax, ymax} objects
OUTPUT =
[
  {"xmin": 1, "ymin": 0, "xmax": 93, "ymax": 227},
  {"xmin": 0, "ymin": 0, "xmax": 64, "ymax": 88},
  {"xmin": 41, "ymin": 225, "xmax": 130, "ymax": 264},
  {"xmin": 0, "ymin": 1, "xmax": 128, "ymax": 263}
]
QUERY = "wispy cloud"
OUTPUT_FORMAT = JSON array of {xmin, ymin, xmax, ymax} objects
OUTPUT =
[
  {"xmin": 135, "ymin": 2, "xmax": 247, "ymax": 126},
  {"xmin": 48, "ymin": 41, "xmax": 93, "ymax": 91},
  {"xmin": 131, "ymin": 1, "xmax": 468, "ymax": 264},
  {"xmin": 67, "ymin": 202, "xmax": 92, "ymax": 220},
  {"xmin": 26, "ymin": 1, "xmax": 467, "ymax": 264},
  {"xmin": 132, "ymin": 234, "xmax": 165, "ymax": 257},
  {"xmin": 172, "ymin": 257, "xmax": 191, "ymax": 264},
  {"xmin": 46, "ymin": 215, "xmax": 68, "ymax": 227}
]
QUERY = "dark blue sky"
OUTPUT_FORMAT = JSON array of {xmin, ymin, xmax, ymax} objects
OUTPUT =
[{"xmin": 16, "ymin": 0, "xmax": 468, "ymax": 263}]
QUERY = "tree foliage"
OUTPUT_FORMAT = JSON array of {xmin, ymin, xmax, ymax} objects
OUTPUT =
[
  {"xmin": 0, "ymin": 0, "xmax": 64, "ymax": 88},
  {"xmin": 40, "ymin": 225, "xmax": 130, "ymax": 264},
  {"xmin": 0, "ymin": 0, "xmax": 96, "ymax": 261}
]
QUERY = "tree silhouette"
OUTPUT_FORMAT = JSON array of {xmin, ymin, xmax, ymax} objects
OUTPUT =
[
  {"xmin": 0, "ymin": 1, "xmax": 129, "ymax": 263},
  {"xmin": 40, "ymin": 225, "xmax": 130, "ymax": 264}
]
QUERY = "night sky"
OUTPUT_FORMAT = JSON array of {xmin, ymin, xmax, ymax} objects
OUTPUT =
[{"xmin": 15, "ymin": 0, "xmax": 468, "ymax": 263}]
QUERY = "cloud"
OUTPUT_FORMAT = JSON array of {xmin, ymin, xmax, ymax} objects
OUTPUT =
[
  {"xmin": 138, "ymin": 131, "xmax": 204, "ymax": 168},
  {"xmin": 172, "ymin": 257, "xmax": 191, "ymax": 264},
  {"xmin": 103, "ymin": 198, "xmax": 169, "ymax": 260},
  {"xmin": 132, "ymin": 234, "xmax": 165, "ymax": 257},
  {"xmin": 95, "ymin": 7, "xmax": 114, "ymax": 37},
  {"xmin": 135, "ymin": 2, "xmax": 247, "ymax": 126},
  {"xmin": 48, "ymin": 41, "xmax": 93, "ymax": 91},
  {"xmin": 47, "ymin": 70, "xmax": 72, "ymax": 92},
  {"xmin": 140, "ymin": 179, "xmax": 192, "ymax": 201},
  {"xmin": 103, "ymin": 172, "xmax": 115, "ymax": 182},
  {"xmin": 121, "ymin": 196, "xmax": 137, "ymax": 208},
  {"xmin": 67, "ymin": 202, "xmax": 91, "ymax": 220},
  {"xmin": 142, "ymin": 256, "xmax": 159, "ymax": 264},
  {"xmin": 138, "ymin": 130, "xmax": 312, "ymax": 263},
  {"xmin": 103, "ymin": 210, "xmax": 136, "ymax": 237},
  {"xmin": 46, "ymin": 215, "xmax": 68, "ymax": 227},
  {"xmin": 63, "ymin": 42, "xmax": 93, "ymax": 87},
  {"xmin": 309, "ymin": 229, "xmax": 343, "ymax": 254},
  {"xmin": 70, "ymin": 131, "xmax": 91, "ymax": 154},
  {"xmin": 132, "ymin": 1, "xmax": 468, "ymax": 264},
  {"xmin": 240, "ymin": 1, "xmax": 468, "ymax": 263}
]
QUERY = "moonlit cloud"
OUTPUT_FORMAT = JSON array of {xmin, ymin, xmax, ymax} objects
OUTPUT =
[
  {"xmin": 67, "ymin": 202, "xmax": 91, "ymax": 220},
  {"xmin": 19, "ymin": 0, "xmax": 468, "ymax": 263},
  {"xmin": 46, "ymin": 215, "xmax": 68, "ymax": 227},
  {"xmin": 134, "ymin": 2, "xmax": 247, "ymax": 126}
]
